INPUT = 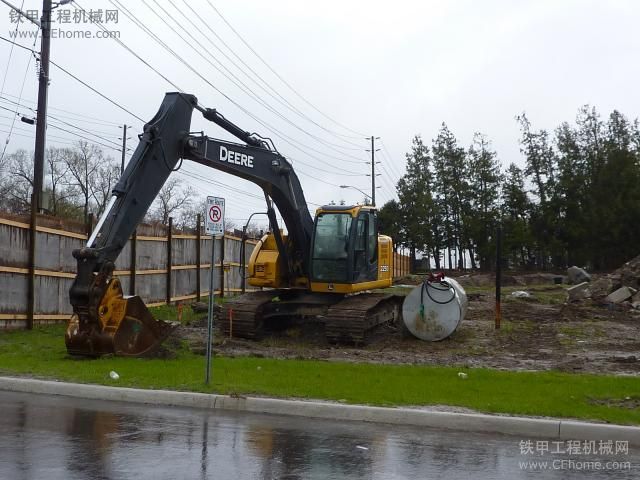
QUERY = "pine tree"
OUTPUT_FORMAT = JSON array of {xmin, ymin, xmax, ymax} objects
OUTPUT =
[
  {"xmin": 501, "ymin": 163, "xmax": 533, "ymax": 267},
  {"xmin": 466, "ymin": 133, "xmax": 502, "ymax": 269},
  {"xmin": 432, "ymin": 124, "xmax": 468, "ymax": 269},
  {"xmin": 396, "ymin": 136, "xmax": 438, "ymax": 269}
]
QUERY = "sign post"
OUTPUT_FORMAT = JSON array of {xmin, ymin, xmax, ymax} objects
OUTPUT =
[{"xmin": 204, "ymin": 196, "xmax": 225, "ymax": 386}]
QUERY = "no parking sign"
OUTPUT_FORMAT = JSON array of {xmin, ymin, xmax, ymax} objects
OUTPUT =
[
  {"xmin": 204, "ymin": 196, "xmax": 225, "ymax": 386},
  {"xmin": 205, "ymin": 196, "xmax": 225, "ymax": 236}
]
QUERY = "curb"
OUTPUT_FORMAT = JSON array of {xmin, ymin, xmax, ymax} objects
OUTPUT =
[{"xmin": 1, "ymin": 376, "xmax": 638, "ymax": 445}]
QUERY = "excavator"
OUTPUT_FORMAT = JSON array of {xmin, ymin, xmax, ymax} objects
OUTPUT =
[{"xmin": 66, "ymin": 92, "xmax": 401, "ymax": 357}]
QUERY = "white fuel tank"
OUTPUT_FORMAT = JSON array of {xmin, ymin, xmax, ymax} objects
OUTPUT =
[{"xmin": 402, "ymin": 277, "xmax": 468, "ymax": 341}]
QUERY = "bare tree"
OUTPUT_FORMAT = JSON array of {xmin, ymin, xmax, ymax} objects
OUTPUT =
[
  {"xmin": 245, "ymin": 222, "xmax": 267, "ymax": 239},
  {"xmin": 65, "ymin": 140, "xmax": 102, "ymax": 222},
  {"xmin": 92, "ymin": 157, "xmax": 120, "ymax": 217},
  {"xmin": 44, "ymin": 147, "xmax": 76, "ymax": 215},
  {"xmin": 176, "ymin": 195, "xmax": 206, "ymax": 230},
  {"xmin": 5, "ymin": 149, "xmax": 33, "ymax": 214},
  {"xmin": 0, "ymin": 149, "xmax": 12, "ymax": 209},
  {"xmin": 153, "ymin": 177, "xmax": 195, "ymax": 224}
]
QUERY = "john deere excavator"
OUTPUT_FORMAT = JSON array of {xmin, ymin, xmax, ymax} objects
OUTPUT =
[{"xmin": 66, "ymin": 92, "xmax": 400, "ymax": 357}]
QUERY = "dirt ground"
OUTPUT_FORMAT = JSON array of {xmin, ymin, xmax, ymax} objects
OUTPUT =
[{"xmin": 174, "ymin": 273, "xmax": 640, "ymax": 375}]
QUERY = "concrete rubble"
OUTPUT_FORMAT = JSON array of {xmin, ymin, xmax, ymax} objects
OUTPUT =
[
  {"xmin": 605, "ymin": 286, "xmax": 635, "ymax": 304},
  {"xmin": 632, "ymin": 292, "xmax": 640, "ymax": 310},
  {"xmin": 566, "ymin": 254, "xmax": 640, "ymax": 310},
  {"xmin": 567, "ymin": 282, "xmax": 591, "ymax": 302},
  {"xmin": 567, "ymin": 266, "xmax": 591, "ymax": 284}
]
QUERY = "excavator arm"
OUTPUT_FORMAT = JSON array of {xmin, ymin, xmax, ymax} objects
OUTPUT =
[{"xmin": 67, "ymin": 92, "xmax": 313, "ymax": 356}]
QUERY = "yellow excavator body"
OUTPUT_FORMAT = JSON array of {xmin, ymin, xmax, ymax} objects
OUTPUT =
[
  {"xmin": 248, "ymin": 205, "xmax": 393, "ymax": 293},
  {"xmin": 65, "ymin": 93, "xmax": 399, "ymax": 357}
]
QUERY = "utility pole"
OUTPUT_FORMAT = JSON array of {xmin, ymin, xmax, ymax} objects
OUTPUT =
[
  {"xmin": 25, "ymin": 0, "xmax": 71, "ymax": 329},
  {"xmin": 27, "ymin": 0, "xmax": 53, "ymax": 330},
  {"xmin": 367, "ymin": 136, "xmax": 380, "ymax": 207},
  {"xmin": 32, "ymin": 0, "xmax": 53, "ymax": 212},
  {"xmin": 120, "ymin": 124, "xmax": 130, "ymax": 173}
]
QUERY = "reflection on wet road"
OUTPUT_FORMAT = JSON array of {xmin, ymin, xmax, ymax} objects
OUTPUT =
[{"xmin": 0, "ymin": 390, "xmax": 637, "ymax": 479}]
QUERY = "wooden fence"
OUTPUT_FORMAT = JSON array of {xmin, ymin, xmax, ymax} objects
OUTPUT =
[
  {"xmin": 0, "ymin": 214, "xmax": 411, "ymax": 329},
  {"xmin": 393, "ymin": 252, "xmax": 410, "ymax": 278}
]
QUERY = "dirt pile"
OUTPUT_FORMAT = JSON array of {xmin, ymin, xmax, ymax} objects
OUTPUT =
[{"xmin": 616, "ymin": 254, "xmax": 640, "ymax": 291}]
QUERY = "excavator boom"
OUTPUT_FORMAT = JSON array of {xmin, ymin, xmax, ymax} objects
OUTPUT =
[{"xmin": 67, "ymin": 93, "xmax": 313, "ymax": 356}]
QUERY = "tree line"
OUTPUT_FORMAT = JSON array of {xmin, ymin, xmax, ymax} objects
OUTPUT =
[
  {"xmin": 0, "ymin": 141, "xmax": 268, "ymax": 236},
  {"xmin": 0, "ymin": 141, "xmax": 200, "ymax": 229},
  {"xmin": 379, "ymin": 106, "xmax": 640, "ymax": 272}
]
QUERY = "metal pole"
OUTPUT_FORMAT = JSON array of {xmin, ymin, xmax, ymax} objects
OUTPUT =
[
  {"xmin": 370, "ymin": 136, "xmax": 376, "ymax": 207},
  {"xmin": 240, "ymin": 225, "xmax": 246, "ymax": 294},
  {"xmin": 129, "ymin": 229, "xmax": 137, "ymax": 296},
  {"xmin": 219, "ymin": 234, "xmax": 225, "ymax": 298},
  {"xmin": 33, "ymin": 0, "xmax": 52, "ymax": 214},
  {"xmin": 205, "ymin": 235, "xmax": 216, "ymax": 385},
  {"xmin": 26, "ymin": 0, "xmax": 52, "ymax": 331},
  {"xmin": 196, "ymin": 213, "xmax": 201, "ymax": 301},
  {"xmin": 120, "ymin": 124, "xmax": 127, "ymax": 174},
  {"xmin": 26, "ymin": 193, "xmax": 36, "ymax": 330},
  {"xmin": 495, "ymin": 224, "xmax": 502, "ymax": 330},
  {"xmin": 166, "ymin": 217, "xmax": 173, "ymax": 305}
]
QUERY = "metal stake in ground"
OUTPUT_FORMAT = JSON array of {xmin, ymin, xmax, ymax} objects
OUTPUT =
[
  {"xmin": 495, "ymin": 224, "xmax": 502, "ymax": 329},
  {"xmin": 205, "ymin": 234, "xmax": 215, "ymax": 385},
  {"xmin": 204, "ymin": 196, "xmax": 225, "ymax": 386}
]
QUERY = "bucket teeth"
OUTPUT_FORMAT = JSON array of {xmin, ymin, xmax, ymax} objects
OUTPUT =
[{"xmin": 66, "ymin": 278, "xmax": 178, "ymax": 357}]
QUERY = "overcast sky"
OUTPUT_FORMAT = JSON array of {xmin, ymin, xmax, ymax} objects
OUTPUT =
[{"xmin": 1, "ymin": 0, "xmax": 639, "ymax": 225}]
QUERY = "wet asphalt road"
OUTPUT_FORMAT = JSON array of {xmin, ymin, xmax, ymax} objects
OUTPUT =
[{"xmin": 0, "ymin": 390, "xmax": 637, "ymax": 479}]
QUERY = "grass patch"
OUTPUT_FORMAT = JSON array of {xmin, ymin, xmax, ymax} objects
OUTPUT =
[
  {"xmin": 1, "ymin": 325, "xmax": 639, "ymax": 425},
  {"xmin": 148, "ymin": 295, "xmax": 226, "ymax": 324}
]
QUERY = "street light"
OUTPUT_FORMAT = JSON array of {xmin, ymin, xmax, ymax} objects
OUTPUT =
[{"xmin": 340, "ymin": 185, "xmax": 372, "ymax": 203}]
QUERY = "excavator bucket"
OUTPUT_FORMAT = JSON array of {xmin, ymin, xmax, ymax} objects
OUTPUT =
[{"xmin": 65, "ymin": 277, "xmax": 178, "ymax": 357}]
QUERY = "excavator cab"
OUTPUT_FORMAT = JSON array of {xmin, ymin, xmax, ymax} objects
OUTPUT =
[
  {"xmin": 246, "ymin": 204, "xmax": 393, "ymax": 294},
  {"xmin": 311, "ymin": 206, "xmax": 383, "ymax": 286},
  {"xmin": 309, "ymin": 205, "xmax": 393, "ymax": 293}
]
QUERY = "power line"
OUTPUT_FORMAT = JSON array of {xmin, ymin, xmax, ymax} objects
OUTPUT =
[
  {"xmin": 205, "ymin": 0, "xmax": 366, "ymax": 139},
  {"xmin": 0, "ymin": 124, "xmax": 101, "ymax": 147},
  {"xmin": 85, "ymin": 2, "xmax": 365, "ymax": 176},
  {"xmin": 377, "ymin": 162, "xmax": 399, "ymax": 198},
  {"xmin": 0, "ymin": 96, "xmax": 125, "ymax": 150},
  {"xmin": 0, "ymin": 91, "xmax": 122, "ymax": 127},
  {"xmin": 176, "ymin": 0, "xmax": 367, "ymax": 151},
  {"xmin": 0, "ymin": 0, "xmax": 25, "ymax": 99},
  {"xmin": 0, "ymin": 17, "xmax": 347, "ymax": 206},
  {"xmin": 179, "ymin": 166, "xmax": 323, "ymax": 208},
  {"xmin": 0, "ymin": 33, "xmax": 146, "ymax": 123},
  {"xmin": 379, "ymin": 139, "xmax": 404, "ymax": 179},
  {"xmin": 74, "ymin": 1, "xmax": 183, "ymax": 94},
  {"xmin": 46, "ymin": 115, "xmax": 121, "ymax": 148},
  {"xmin": 0, "ymin": 21, "xmax": 35, "ymax": 161},
  {"xmin": 49, "ymin": 59, "xmax": 146, "ymax": 123},
  {"xmin": 47, "ymin": 122, "xmax": 123, "ymax": 152},
  {"xmin": 161, "ymin": 0, "xmax": 368, "ymax": 160},
  {"xmin": 125, "ymin": 0, "xmax": 368, "ymax": 169}
]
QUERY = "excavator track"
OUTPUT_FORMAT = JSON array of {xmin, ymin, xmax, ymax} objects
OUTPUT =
[
  {"xmin": 220, "ymin": 290, "xmax": 286, "ymax": 339},
  {"xmin": 324, "ymin": 293, "xmax": 402, "ymax": 345},
  {"xmin": 220, "ymin": 290, "xmax": 402, "ymax": 344}
]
